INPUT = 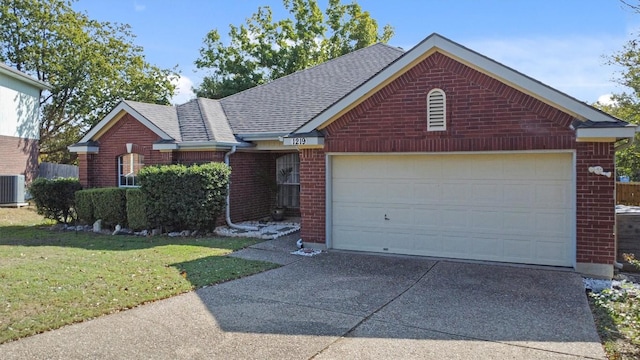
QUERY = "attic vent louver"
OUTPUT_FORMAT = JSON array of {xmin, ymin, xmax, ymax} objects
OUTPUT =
[{"xmin": 427, "ymin": 88, "xmax": 446, "ymax": 131}]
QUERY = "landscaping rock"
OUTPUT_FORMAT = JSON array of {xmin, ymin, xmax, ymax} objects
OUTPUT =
[
  {"xmin": 151, "ymin": 228, "xmax": 162, "ymax": 236},
  {"xmin": 112, "ymin": 224, "xmax": 121, "ymax": 236},
  {"xmin": 93, "ymin": 219, "xmax": 102, "ymax": 233}
]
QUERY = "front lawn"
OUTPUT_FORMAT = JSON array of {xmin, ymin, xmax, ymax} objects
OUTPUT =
[{"xmin": 0, "ymin": 207, "xmax": 279, "ymax": 344}]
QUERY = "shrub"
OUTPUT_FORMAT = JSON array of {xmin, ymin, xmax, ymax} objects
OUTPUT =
[
  {"xmin": 126, "ymin": 188, "xmax": 147, "ymax": 231},
  {"xmin": 91, "ymin": 188, "xmax": 127, "ymax": 228},
  {"xmin": 29, "ymin": 177, "xmax": 82, "ymax": 224},
  {"xmin": 74, "ymin": 190, "xmax": 95, "ymax": 224},
  {"xmin": 138, "ymin": 162, "xmax": 230, "ymax": 231}
]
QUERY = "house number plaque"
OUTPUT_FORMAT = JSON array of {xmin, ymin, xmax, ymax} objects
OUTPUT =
[{"xmin": 291, "ymin": 138, "xmax": 307, "ymax": 145}]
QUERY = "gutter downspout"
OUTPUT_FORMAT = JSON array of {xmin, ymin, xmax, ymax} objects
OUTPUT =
[
  {"xmin": 614, "ymin": 135, "xmax": 636, "ymax": 152},
  {"xmin": 224, "ymin": 146, "xmax": 258, "ymax": 231}
]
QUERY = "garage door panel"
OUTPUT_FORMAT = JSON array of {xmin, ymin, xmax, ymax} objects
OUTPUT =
[
  {"xmin": 470, "ymin": 210, "xmax": 504, "ymax": 232},
  {"xmin": 535, "ymin": 211, "xmax": 571, "ymax": 235},
  {"xmin": 441, "ymin": 235, "xmax": 473, "ymax": 256},
  {"xmin": 535, "ymin": 183, "xmax": 570, "ymax": 208},
  {"xmin": 413, "ymin": 158, "xmax": 442, "ymax": 179},
  {"xmin": 470, "ymin": 157, "xmax": 504, "ymax": 179},
  {"xmin": 441, "ymin": 183, "xmax": 470, "ymax": 203},
  {"xmin": 503, "ymin": 239, "xmax": 534, "ymax": 260},
  {"xmin": 536, "ymin": 240, "xmax": 568, "ymax": 265},
  {"xmin": 412, "ymin": 208, "xmax": 442, "ymax": 228},
  {"xmin": 333, "ymin": 205, "xmax": 385, "ymax": 227},
  {"xmin": 384, "ymin": 207, "xmax": 415, "ymax": 226},
  {"xmin": 331, "ymin": 153, "xmax": 573, "ymax": 267},
  {"xmin": 535, "ymin": 157, "xmax": 572, "ymax": 180},
  {"xmin": 503, "ymin": 184, "xmax": 535, "ymax": 206},
  {"xmin": 469, "ymin": 183, "xmax": 503, "ymax": 204},
  {"xmin": 413, "ymin": 183, "xmax": 442, "ymax": 203}
]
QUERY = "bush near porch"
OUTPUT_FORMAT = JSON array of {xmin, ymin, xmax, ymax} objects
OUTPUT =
[{"xmin": 72, "ymin": 162, "xmax": 231, "ymax": 232}]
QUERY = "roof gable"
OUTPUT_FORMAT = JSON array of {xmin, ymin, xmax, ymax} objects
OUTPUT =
[
  {"xmin": 77, "ymin": 99, "xmax": 242, "ymax": 146},
  {"xmin": 79, "ymin": 100, "xmax": 176, "ymax": 143},
  {"xmin": 220, "ymin": 43, "xmax": 404, "ymax": 135},
  {"xmin": 295, "ymin": 33, "xmax": 623, "ymax": 134}
]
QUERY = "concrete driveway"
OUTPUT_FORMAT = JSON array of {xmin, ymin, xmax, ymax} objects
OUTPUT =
[{"xmin": 0, "ymin": 238, "xmax": 604, "ymax": 359}]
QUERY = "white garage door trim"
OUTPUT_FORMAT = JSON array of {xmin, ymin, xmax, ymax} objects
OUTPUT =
[{"xmin": 325, "ymin": 151, "xmax": 576, "ymax": 267}]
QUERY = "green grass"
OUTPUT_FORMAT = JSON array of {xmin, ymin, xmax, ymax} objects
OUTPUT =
[{"xmin": 0, "ymin": 208, "xmax": 279, "ymax": 344}]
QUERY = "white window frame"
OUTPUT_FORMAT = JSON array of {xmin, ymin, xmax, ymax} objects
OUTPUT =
[
  {"xmin": 427, "ymin": 88, "xmax": 446, "ymax": 131},
  {"xmin": 276, "ymin": 153, "xmax": 300, "ymax": 208},
  {"xmin": 118, "ymin": 153, "xmax": 144, "ymax": 188}
]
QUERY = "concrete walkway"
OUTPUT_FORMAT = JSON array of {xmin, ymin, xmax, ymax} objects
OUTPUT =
[{"xmin": 1, "ymin": 234, "xmax": 605, "ymax": 359}]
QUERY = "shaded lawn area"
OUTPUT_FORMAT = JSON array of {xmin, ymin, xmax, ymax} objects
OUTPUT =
[{"xmin": 0, "ymin": 210, "xmax": 279, "ymax": 344}]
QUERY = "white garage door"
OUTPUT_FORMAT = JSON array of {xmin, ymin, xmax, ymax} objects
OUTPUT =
[{"xmin": 331, "ymin": 153, "xmax": 574, "ymax": 267}]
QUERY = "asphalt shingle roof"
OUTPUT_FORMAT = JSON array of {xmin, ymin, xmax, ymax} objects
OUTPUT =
[
  {"xmin": 119, "ymin": 43, "xmax": 404, "ymax": 142},
  {"xmin": 219, "ymin": 43, "xmax": 405, "ymax": 135},
  {"xmin": 176, "ymin": 99, "xmax": 208, "ymax": 141},
  {"xmin": 198, "ymin": 98, "xmax": 238, "ymax": 143},
  {"xmin": 124, "ymin": 100, "xmax": 181, "ymax": 141}
]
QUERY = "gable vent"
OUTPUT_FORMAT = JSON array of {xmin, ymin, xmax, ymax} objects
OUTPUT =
[{"xmin": 427, "ymin": 88, "xmax": 446, "ymax": 131}]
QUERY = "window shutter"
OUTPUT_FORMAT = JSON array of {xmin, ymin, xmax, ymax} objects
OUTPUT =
[{"xmin": 427, "ymin": 89, "xmax": 446, "ymax": 131}]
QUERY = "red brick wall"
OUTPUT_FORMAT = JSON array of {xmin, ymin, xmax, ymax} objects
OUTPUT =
[
  {"xmin": 0, "ymin": 135, "xmax": 38, "ymax": 182},
  {"xmin": 576, "ymin": 142, "xmax": 616, "ymax": 265},
  {"xmin": 78, "ymin": 114, "xmax": 281, "ymax": 223},
  {"xmin": 299, "ymin": 51, "xmax": 615, "ymax": 266},
  {"xmin": 227, "ymin": 152, "xmax": 278, "ymax": 222},
  {"xmin": 83, "ymin": 114, "xmax": 165, "ymax": 188},
  {"xmin": 299, "ymin": 149, "xmax": 326, "ymax": 244}
]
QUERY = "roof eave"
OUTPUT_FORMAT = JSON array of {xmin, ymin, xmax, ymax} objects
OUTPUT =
[
  {"xmin": 237, "ymin": 132, "xmax": 289, "ymax": 141},
  {"xmin": 0, "ymin": 64, "xmax": 52, "ymax": 90},
  {"xmin": 158, "ymin": 140, "xmax": 253, "ymax": 151},
  {"xmin": 576, "ymin": 126, "xmax": 638, "ymax": 142},
  {"xmin": 68, "ymin": 144, "xmax": 99, "ymax": 154}
]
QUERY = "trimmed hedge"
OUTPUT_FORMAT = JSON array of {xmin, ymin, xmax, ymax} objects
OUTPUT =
[
  {"xmin": 126, "ymin": 188, "xmax": 147, "ymax": 231},
  {"xmin": 138, "ymin": 162, "xmax": 230, "ymax": 231},
  {"xmin": 29, "ymin": 177, "xmax": 82, "ymax": 224},
  {"xmin": 91, "ymin": 188, "xmax": 127, "ymax": 228},
  {"xmin": 75, "ymin": 190, "xmax": 94, "ymax": 224},
  {"xmin": 74, "ymin": 188, "xmax": 128, "ymax": 228}
]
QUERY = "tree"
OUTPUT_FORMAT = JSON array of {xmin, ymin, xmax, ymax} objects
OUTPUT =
[
  {"xmin": 194, "ymin": 0, "xmax": 393, "ymax": 99},
  {"xmin": 0, "ymin": 0, "xmax": 177, "ymax": 163},
  {"xmin": 595, "ymin": 1, "xmax": 640, "ymax": 180}
]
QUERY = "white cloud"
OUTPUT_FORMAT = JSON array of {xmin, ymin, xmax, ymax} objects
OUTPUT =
[
  {"xmin": 597, "ymin": 94, "xmax": 616, "ymax": 106},
  {"xmin": 465, "ymin": 35, "xmax": 630, "ymax": 103},
  {"xmin": 133, "ymin": 1, "xmax": 145, "ymax": 12},
  {"xmin": 170, "ymin": 75, "xmax": 195, "ymax": 105}
]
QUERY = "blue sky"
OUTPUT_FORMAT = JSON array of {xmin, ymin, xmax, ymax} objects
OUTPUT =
[{"xmin": 72, "ymin": 0, "xmax": 640, "ymax": 105}]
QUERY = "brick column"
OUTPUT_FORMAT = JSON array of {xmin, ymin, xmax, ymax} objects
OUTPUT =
[
  {"xmin": 299, "ymin": 148, "xmax": 326, "ymax": 246},
  {"xmin": 575, "ymin": 142, "xmax": 616, "ymax": 277}
]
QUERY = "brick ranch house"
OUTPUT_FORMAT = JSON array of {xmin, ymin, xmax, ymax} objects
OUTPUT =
[
  {"xmin": 0, "ymin": 63, "xmax": 51, "ymax": 183},
  {"xmin": 70, "ymin": 33, "xmax": 638, "ymax": 278}
]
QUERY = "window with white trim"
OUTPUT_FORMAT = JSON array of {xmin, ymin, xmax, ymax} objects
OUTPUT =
[
  {"xmin": 275, "ymin": 153, "xmax": 300, "ymax": 208},
  {"xmin": 427, "ymin": 88, "xmax": 446, "ymax": 131},
  {"xmin": 118, "ymin": 153, "xmax": 144, "ymax": 187}
]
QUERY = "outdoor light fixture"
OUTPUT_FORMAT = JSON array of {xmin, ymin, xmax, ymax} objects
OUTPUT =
[{"xmin": 588, "ymin": 166, "xmax": 611, "ymax": 178}]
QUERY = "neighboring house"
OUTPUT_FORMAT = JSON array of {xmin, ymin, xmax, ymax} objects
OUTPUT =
[
  {"xmin": 0, "ymin": 63, "xmax": 51, "ymax": 182},
  {"xmin": 70, "ymin": 34, "xmax": 638, "ymax": 278}
]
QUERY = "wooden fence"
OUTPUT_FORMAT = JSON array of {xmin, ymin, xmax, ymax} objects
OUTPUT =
[
  {"xmin": 617, "ymin": 182, "xmax": 640, "ymax": 206},
  {"xmin": 38, "ymin": 162, "xmax": 79, "ymax": 179}
]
